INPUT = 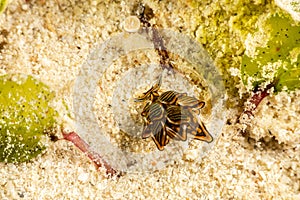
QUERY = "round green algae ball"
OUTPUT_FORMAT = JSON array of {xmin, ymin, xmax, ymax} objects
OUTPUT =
[{"xmin": 0, "ymin": 74, "xmax": 58, "ymax": 163}]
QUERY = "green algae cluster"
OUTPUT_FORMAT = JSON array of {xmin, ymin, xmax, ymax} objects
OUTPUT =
[
  {"xmin": 0, "ymin": 74, "xmax": 58, "ymax": 163},
  {"xmin": 190, "ymin": 0, "xmax": 276, "ymax": 99},
  {"xmin": 241, "ymin": 14, "xmax": 300, "ymax": 92},
  {"xmin": 0, "ymin": 0, "xmax": 8, "ymax": 14}
]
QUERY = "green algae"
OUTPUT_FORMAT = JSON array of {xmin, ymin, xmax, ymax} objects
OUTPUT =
[
  {"xmin": 191, "ymin": 1, "xmax": 299, "ymax": 94},
  {"xmin": 241, "ymin": 14, "xmax": 300, "ymax": 92},
  {"xmin": 192, "ymin": 0, "xmax": 276, "ymax": 99},
  {"xmin": 0, "ymin": 0, "xmax": 8, "ymax": 14},
  {"xmin": 0, "ymin": 74, "xmax": 58, "ymax": 163}
]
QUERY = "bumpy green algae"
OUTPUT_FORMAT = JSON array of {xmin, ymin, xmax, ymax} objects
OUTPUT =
[
  {"xmin": 0, "ymin": 0, "xmax": 8, "ymax": 14},
  {"xmin": 241, "ymin": 14, "xmax": 300, "ymax": 92},
  {"xmin": 190, "ymin": 1, "xmax": 299, "ymax": 95},
  {"xmin": 191, "ymin": 0, "xmax": 277, "ymax": 99},
  {"xmin": 0, "ymin": 74, "xmax": 58, "ymax": 163}
]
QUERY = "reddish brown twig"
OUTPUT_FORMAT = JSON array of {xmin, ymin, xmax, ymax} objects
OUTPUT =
[
  {"xmin": 151, "ymin": 25, "xmax": 175, "ymax": 72},
  {"xmin": 136, "ymin": 3, "xmax": 175, "ymax": 72},
  {"xmin": 242, "ymin": 83, "xmax": 274, "ymax": 118},
  {"xmin": 61, "ymin": 130, "xmax": 117, "ymax": 176}
]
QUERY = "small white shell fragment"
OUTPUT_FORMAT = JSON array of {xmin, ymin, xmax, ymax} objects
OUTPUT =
[
  {"xmin": 183, "ymin": 149, "xmax": 198, "ymax": 161},
  {"xmin": 78, "ymin": 172, "xmax": 89, "ymax": 183},
  {"xmin": 123, "ymin": 16, "xmax": 141, "ymax": 33}
]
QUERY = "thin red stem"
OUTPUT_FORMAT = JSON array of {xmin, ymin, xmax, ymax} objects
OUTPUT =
[
  {"xmin": 243, "ymin": 84, "xmax": 273, "ymax": 117},
  {"xmin": 62, "ymin": 130, "xmax": 117, "ymax": 176}
]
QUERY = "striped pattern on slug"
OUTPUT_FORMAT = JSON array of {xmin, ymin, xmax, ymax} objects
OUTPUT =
[{"xmin": 135, "ymin": 76, "xmax": 212, "ymax": 150}]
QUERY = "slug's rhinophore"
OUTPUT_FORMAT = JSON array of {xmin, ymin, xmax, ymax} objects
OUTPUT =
[{"xmin": 135, "ymin": 76, "xmax": 213, "ymax": 150}]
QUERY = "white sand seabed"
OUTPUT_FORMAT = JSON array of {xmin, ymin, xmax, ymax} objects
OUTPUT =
[{"xmin": 0, "ymin": 0, "xmax": 299, "ymax": 199}]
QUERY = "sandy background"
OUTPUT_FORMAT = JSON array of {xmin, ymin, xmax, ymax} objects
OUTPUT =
[{"xmin": 0, "ymin": 0, "xmax": 299, "ymax": 199}]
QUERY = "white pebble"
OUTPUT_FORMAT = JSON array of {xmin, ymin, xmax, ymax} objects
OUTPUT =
[
  {"xmin": 21, "ymin": 4, "xmax": 29, "ymax": 11},
  {"xmin": 183, "ymin": 149, "xmax": 198, "ymax": 161},
  {"xmin": 78, "ymin": 172, "xmax": 89, "ymax": 183},
  {"xmin": 123, "ymin": 16, "xmax": 140, "ymax": 33}
]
